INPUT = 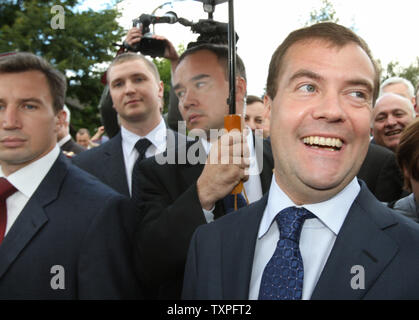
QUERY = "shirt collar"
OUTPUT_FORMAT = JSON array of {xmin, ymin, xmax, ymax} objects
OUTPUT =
[
  {"xmin": 57, "ymin": 134, "xmax": 71, "ymax": 147},
  {"xmin": 0, "ymin": 144, "xmax": 60, "ymax": 198},
  {"xmin": 259, "ymin": 174, "xmax": 360, "ymax": 238},
  {"xmin": 121, "ymin": 117, "xmax": 167, "ymax": 155}
]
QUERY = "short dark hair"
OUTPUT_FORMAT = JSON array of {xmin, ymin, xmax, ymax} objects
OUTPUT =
[
  {"xmin": 266, "ymin": 22, "xmax": 380, "ymax": 103},
  {"xmin": 76, "ymin": 128, "xmax": 91, "ymax": 137},
  {"xmin": 396, "ymin": 118, "xmax": 419, "ymax": 191},
  {"xmin": 107, "ymin": 52, "xmax": 160, "ymax": 83},
  {"xmin": 246, "ymin": 95, "xmax": 263, "ymax": 105},
  {"xmin": 0, "ymin": 52, "xmax": 67, "ymax": 113},
  {"xmin": 177, "ymin": 43, "xmax": 246, "ymax": 82}
]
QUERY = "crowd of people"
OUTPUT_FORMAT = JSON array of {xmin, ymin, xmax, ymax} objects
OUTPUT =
[{"xmin": 0, "ymin": 21, "xmax": 418, "ymax": 300}]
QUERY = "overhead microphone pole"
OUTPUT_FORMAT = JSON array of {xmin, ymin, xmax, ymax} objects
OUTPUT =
[
  {"xmin": 224, "ymin": 0, "xmax": 243, "ymax": 196},
  {"xmin": 227, "ymin": 0, "xmax": 236, "ymax": 115}
]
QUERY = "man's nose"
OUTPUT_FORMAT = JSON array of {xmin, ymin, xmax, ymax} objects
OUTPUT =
[
  {"xmin": 2, "ymin": 106, "xmax": 21, "ymax": 129},
  {"xmin": 384, "ymin": 114, "xmax": 397, "ymax": 127},
  {"xmin": 312, "ymin": 92, "xmax": 347, "ymax": 122},
  {"xmin": 181, "ymin": 88, "xmax": 199, "ymax": 110}
]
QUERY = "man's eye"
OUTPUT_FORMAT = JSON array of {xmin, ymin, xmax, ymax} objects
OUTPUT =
[
  {"xmin": 175, "ymin": 90, "xmax": 185, "ymax": 98},
  {"xmin": 23, "ymin": 104, "xmax": 37, "ymax": 110},
  {"xmin": 196, "ymin": 81, "xmax": 206, "ymax": 89},
  {"xmin": 394, "ymin": 111, "xmax": 407, "ymax": 117},
  {"xmin": 135, "ymin": 77, "xmax": 144, "ymax": 82},
  {"xmin": 112, "ymin": 82, "xmax": 123, "ymax": 88},
  {"xmin": 349, "ymin": 91, "xmax": 366, "ymax": 99},
  {"xmin": 298, "ymin": 84, "xmax": 316, "ymax": 93}
]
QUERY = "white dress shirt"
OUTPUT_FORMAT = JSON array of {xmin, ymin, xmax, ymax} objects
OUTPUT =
[
  {"xmin": 0, "ymin": 145, "xmax": 60, "ymax": 236},
  {"xmin": 57, "ymin": 134, "xmax": 71, "ymax": 147},
  {"xmin": 200, "ymin": 128, "xmax": 263, "ymax": 223},
  {"xmin": 248, "ymin": 174, "xmax": 360, "ymax": 300},
  {"xmin": 121, "ymin": 118, "xmax": 167, "ymax": 195}
]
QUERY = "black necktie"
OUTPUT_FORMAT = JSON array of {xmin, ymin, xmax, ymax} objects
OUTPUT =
[{"xmin": 131, "ymin": 139, "xmax": 152, "ymax": 201}]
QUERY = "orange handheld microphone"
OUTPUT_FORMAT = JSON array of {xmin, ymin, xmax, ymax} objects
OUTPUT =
[{"xmin": 224, "ymin": 114, "xmax": 243, "ymax": 195}]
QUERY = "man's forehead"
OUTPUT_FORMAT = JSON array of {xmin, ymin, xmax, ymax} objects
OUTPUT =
[
  {"xmin": 375, "ymin": 101, "xmax": 411, "ymax": 113},
  {"xmin": 285, "ymin": 40, "xmax": 366, "ymax": 67},
  {"xmin": 175, "ymin": 51, "xmax": 221, "ymax": 78},
  {"xmin": 0, "ymin": 70, "xmax": 52, "ymax": 100},
  {"xmin": 109, "ymin": 59, "xmax": 152, "ymax": 79},
  {"xmin": 247, "ymin": 101, "xmax": 265, "ymax": 112},
  {"xmin": 279, "ymin": 40, "xmax": 375, "ymax": 84}
]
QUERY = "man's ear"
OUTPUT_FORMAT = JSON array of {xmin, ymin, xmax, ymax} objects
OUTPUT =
[
  {"xmin": 263, "ymin": 94, "xmax": 272, "ymax": 120},
  {"xmin": 55, "ymin": 109, "xmax": 66, "ymax": 132},
  {"xmin": 58, "ymin": 109, "xmax": 67, "ymax": 125},
  {"xmin": 235, "ymin": 76, "xmax": 247, "ymax": 103},
  {"xmin": 158, "ymin": 80, "xmax": 164, "ymax": 100}
]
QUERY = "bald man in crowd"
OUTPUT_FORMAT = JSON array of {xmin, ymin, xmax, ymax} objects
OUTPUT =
[{"xmin": 372, "ymin": 92, "xmax": 416, "ymax": 152}]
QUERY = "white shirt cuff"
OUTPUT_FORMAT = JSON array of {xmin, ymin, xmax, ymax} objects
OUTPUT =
[{"xmin": 202, "ymin": 206, "xmax": 215, "ymax": 223}]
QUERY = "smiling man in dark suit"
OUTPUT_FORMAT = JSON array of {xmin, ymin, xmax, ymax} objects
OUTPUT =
[
  {"xmin": 0, "ymin": 53, "xmax": 142, "ymax": 299},
  {"xmin": 183, "ymin": 23, "xmax": 419, "ymax": 300}
]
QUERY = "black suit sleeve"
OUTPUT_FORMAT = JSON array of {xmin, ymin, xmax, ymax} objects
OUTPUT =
[
  {"xmin": 78, "ymin": 195, "xmax": 143, "ymax": 299},
  {"xmin": 181, "ymin": 228, "xmax": 199, "ymax": 300},
  {"xmin": 136, "ymin": 158, "xmax": 207, "ymax": 298},
  {"xmin": 358, "ymin": 144, "xmax": 404, "ymax": 202},
  {"xmin": 373, "ymin": 150, "xmax": 404, "ymax": 202}
]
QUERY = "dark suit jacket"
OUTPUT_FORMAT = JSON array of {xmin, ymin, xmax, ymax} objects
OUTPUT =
[
  {"xmin": 0, "ymin": 154, "xmax": 142, "ymax": 299},
  {"xmin": 137, "ymin": 138, "xmax": 274, "ymax": 299},
  {"xmin": 183, "ymin": 180, "xmax": 419, "ymax": 300},
  {"xmin": 72, "ymin": 129, "xmax": 180, "ymax": 197},
  {"xmin": 60, "ymin": 138, "xmax": 85, "ymax": 155},
  {"xmin": 72, "ymin": 131, "xmax": 130, "ymax": 196},
  {"xmin": 357, "ymin": 143, "xmax": 405, "ymax": 202}
]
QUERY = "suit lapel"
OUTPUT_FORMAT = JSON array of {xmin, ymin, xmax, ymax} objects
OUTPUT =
[
  {"xmin": 0, "ymin": 155, "xmax": 68, "ymax": 280},
  {"xmin": 103, "ymin": 133, "xmax": 129, "ymax": 196},
  {"xmin": 311, "ymin": 184, "xmax": 399, "ymax": 300},
  {"xmin": 222, "ymin": 195, "xmax": 267, "ymax": 299}
]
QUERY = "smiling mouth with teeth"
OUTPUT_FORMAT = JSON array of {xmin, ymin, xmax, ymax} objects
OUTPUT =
[
  {"xmin": 385, "ymin": 129, "xmax": 402, "ymax": 136},
  {"xmin": 303, "ymin": 136, "xmax": 343, "ymax": 151}
]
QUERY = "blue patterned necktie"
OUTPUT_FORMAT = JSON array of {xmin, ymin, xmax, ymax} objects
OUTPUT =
[
  {"xmin": 258, "ymin": 207, "xmax": 316, "ymax": 300},
  {"xmin": 223, "ymin": 193, "xmax": 248, "ymax": 214}
]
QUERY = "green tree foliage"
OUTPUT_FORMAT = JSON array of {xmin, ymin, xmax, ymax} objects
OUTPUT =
[
  {"xmin": 306, "ymin": 0, "xmax": 339, "ymax": 26},
  {"xmin": 0, "ymin": 0, "xmax": 124, "ymax": 133},
  {"xmin": 382, "ymin": 58, "xmax": 419, "ymax": 89},
  {"xmin": 153, "ymin": 57, "xmax": 172, "ymax": 114}
]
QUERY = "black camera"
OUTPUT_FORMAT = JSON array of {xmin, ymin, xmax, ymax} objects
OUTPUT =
[{"xmin": 127, "ymin": 12, "xmax": 178, "ymax": 58}]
